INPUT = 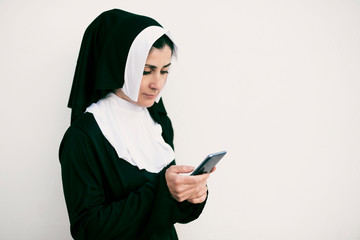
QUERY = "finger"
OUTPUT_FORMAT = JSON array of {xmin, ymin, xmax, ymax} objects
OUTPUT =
[
  {"xmin": 167, "ymin": 171, "xmax": 209, "ymax": 187},
  {"xmin": 182, "ymin": 173, "xmax": 210, "ymax": 186},
  {"xmin": 168, "ymin": 165, "xmax": 195, "ymax": 174},
  {"xmin": 170, "ymin": 184, "xmax": 206, "ymax": 202},
  {"xmin": 187, "ymin": 192, "xmax": 208, "ymax": 204},
  {"xmin": 178, "ymin": 183, "xmax": 208, "ymax": 201},
  {"xmin": 171, "ymin": 180, "xmax": 206, "ymax": 196},
  {"xmin": 210, "ymin": 166, "xmax": 216, "ymax": 173},
  {"xmin": 187, "ymin": 184, "xmax": 208, "ymax": 199}
]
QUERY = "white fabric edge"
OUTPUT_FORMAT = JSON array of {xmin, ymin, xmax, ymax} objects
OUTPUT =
[{"xmin": 123, "ymin": 26, "xmax": 178, "ymax": 102}]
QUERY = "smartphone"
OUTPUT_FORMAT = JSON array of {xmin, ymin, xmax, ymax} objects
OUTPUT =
[{"xmin": 191, "ymin": 151, "xmax": 227, "ymax": 175}]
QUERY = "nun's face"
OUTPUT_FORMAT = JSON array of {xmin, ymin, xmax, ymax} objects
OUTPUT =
[{"xmin": 136, "ymin": 45, "xmax": 172, "ymax": 108}]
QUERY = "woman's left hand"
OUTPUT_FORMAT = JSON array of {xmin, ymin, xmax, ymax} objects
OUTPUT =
[
  {"xmin": 165, "ymin": 165, "xmax": 214, "ymax": 204},
  {"xmin": 186, "ymin": 167, "xmax": 216, "ymax": 204}
]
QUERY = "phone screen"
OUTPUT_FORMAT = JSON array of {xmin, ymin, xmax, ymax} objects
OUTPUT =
[{"xmin": 191, "ymin": 151, "xmax": 226, "ymax": 175}]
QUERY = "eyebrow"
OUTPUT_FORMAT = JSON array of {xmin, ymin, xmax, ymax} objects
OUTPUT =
[{"xmin": 144, "ymin": 63, "xmax": 171, "ymax": 69}]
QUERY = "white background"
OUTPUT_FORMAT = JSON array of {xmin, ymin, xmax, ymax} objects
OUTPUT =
[{"xmin": 1, "ymin": 0, "xmax": 360, "ymax": 239}]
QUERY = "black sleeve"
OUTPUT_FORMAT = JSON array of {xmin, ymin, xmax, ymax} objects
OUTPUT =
[{"xmin": 59, "ymin": 126, "xmax": 205, "ymax": 240}]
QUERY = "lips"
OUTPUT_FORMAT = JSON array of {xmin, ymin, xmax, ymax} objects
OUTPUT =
[{"xmin": 143, "ymin": 93, "xmax": 157, "ymax": 99}]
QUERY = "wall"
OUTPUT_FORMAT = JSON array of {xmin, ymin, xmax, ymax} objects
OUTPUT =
[{"xmin": 1, "ymin": 0, "xmax": 360, "ymax": 239}]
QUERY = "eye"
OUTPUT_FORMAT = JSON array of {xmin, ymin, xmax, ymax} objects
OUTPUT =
[
  {"xmin": 143, "ymin": 71, "xmax": 151, "ymax": 75},
  {"xmin": 161, "ymin": 70, "xmax": 169, "ymax": 74}
]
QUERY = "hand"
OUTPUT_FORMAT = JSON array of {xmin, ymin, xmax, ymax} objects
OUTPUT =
[
  {"xmin": 165, "ymin": 165, "xmax": 210, "ymax": 204},
  {"xmin": 186, "ymin": 167, "xmax": 216, "ymax": 203}
]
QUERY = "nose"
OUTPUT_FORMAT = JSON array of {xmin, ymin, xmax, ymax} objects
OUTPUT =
[{"xmin": 149, "ymin": 72, "xmax": 163, "ymax": 90}]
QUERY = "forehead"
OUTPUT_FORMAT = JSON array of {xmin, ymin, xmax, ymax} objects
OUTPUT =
[{"xmin": 146, "ymin": 45, "xmax": 172, "ymax": 64}]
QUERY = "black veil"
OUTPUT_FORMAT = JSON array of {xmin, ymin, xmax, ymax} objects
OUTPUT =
[{"xmin": 68, "ymin": 9, "xmax": 163, "ymax": 123}]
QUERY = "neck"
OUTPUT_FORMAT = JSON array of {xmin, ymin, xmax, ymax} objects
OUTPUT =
[{"xmin": 114, "ymin": 89, "xmax": 135, "ymax": 103}]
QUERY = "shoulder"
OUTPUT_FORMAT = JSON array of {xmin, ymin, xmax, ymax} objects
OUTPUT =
[
  {"xmin": 70, "ymin": 112, "xmax": 98, "ymax": 134},
  {"xmin": 59, "ymin": 112, "xmax": 103, "ymax": 158},
  {"xmin": 65, "ymin": 112, "xmax": 107, "ymax": 142}
]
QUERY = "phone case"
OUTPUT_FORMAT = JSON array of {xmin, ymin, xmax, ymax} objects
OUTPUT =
[{"xmin": 191, "ymin": 151, "xmax": 226, "ymax": 175}]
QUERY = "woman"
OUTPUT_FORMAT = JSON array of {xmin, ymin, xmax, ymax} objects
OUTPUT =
[{"xmin": 59, "ymin": 9, "xmax": 212, "ymax": 239}]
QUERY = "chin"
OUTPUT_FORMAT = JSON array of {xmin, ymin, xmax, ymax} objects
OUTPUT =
[
  {"xmin": 137, "ymin": 100, "xmax": 155, "ymax": 108},
  {"xmin": 146, "ymin": 102, "xmax": 156, "ymax": 108}
]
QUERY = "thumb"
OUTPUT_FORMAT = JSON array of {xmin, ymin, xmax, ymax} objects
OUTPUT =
[{"xmin": 169, "ymin": 165, "xmax": 195, "ymax": 174}]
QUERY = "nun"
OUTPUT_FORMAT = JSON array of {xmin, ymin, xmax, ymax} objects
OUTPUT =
[{"xmin": 59, "ymin": 9, "xmax": 212, "ymax": 240}]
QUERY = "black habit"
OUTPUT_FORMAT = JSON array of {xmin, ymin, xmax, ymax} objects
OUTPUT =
[{"xmin": 59, "ymin": 111, "xmax": 206, "ymax": 239}]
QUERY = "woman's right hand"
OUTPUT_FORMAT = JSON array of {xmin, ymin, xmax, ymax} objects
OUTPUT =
[{"xmin": 165, "ymin": 165, "xmax": 210, "ymax": 204}]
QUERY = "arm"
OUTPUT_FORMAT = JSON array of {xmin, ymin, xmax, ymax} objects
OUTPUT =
[{"xmin": 59, "ymin": 127, "xmax": 203, "ymax": 239}]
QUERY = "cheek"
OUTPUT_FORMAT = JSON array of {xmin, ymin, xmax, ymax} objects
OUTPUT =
[
  {"xmin": 161, "ymin": 75, "xmax": 168, "ymax": 86},
  {"xmin": 138, "ymin": 77, "xmax": 149, "ymax": 91}
]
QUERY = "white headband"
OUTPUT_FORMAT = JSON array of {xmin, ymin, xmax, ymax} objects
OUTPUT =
[{"xmin": 122, "ymin": 26, "xmax": 177, "ymax": 102}]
